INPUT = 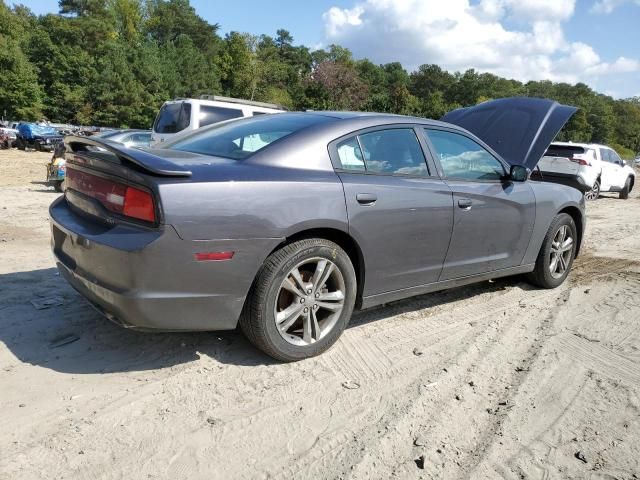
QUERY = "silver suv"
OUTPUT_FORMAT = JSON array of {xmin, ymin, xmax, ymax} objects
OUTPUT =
[
  {"xmin": 151, "ymin": 95, "xmax": 285, "ymax": 146},
  {"xmin": 540, "ymin": 142, "xmax": 635, "ymax": 200}
]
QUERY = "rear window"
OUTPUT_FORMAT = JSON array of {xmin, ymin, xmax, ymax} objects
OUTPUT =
[
  {"xmin": 169, "ymin": 113, "xmax": 333, "ymax": 160},
  {"xmin": 153, "ymin": 103, "xmax": 191, "ymax": 134},
  {"xmin": 545, "ymin": 144, "xmax": 585, "ymax": 158},
  {"xmin": 199, "ymin": 105, "xmax": 243, "ymax": 127}
]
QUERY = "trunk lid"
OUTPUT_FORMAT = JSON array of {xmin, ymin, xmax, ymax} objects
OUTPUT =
[
  {"xmin": 441, "ymin": 97, "xmax": 577, "ymax": 170},
  {"xmin": 65, "ymin": 135, "xmax": 192, "ymax": 177}
]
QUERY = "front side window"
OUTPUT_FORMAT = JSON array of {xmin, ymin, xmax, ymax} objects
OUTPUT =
[
  {"xmin": 610, "ymin": 150, "xmax": 623, "ymax": 165},
  {"xmin": 600, "ymin": 148, "xmax": 613, "ymax": 163},
  {"xmin": 426, "ymin": 129, "xmax": 505, "ymax": 181},
  {"xmin": 358, "ymin": 129, "xmax": 428, "ymax": 175},
  {"xmin": 199, "ymin": 105, "xmax": 244, "ymax": 127}
]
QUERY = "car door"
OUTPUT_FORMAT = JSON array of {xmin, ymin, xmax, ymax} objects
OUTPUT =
[
  {"xmin": 423, "ymin": 128, "xmax": 536, "ymax": 281},
  {"xmin": 599, "ymin": 148, "xmax": 623, "ymax": 190},
  {"xmin": 331, "ymin": 126, "xmax": 454, "ymax": 296},
  {"xmin": 609, "ymin": 150, "xmax": 629, "ymax": 188}
]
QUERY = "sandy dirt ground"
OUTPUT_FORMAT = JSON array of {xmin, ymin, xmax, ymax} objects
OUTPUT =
[{"xmin": 1, "ymin": 148, "xmax": 639, "ymax": 480}]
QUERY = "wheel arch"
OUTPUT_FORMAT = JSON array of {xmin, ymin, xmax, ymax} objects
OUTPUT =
[
  {"xmin": 267, "ymin": 227, "xmax": 366, "ymax": 307},
  {"xmin": 558, "ymin": 205, "xmax": 584, "ymax": 257}
]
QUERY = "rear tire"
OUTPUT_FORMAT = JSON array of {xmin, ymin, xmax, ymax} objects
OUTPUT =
[
  {"xmin": 527, "ymin": 213, "xmax": 577, "ymax": 289},
  {"xmin": 584, "ymin": 179, "xmax": 599, "ymax": 201},
  {"xmin": 239, "ymin": 238, "xmax": 357, "ymax": 362},
  {"xmin": 53, "ymin": 181, "xmax": 64, "ymax": 193},
  {"xmin": 619, "ymin": 177, "xmax": 631, "ymax": 199}
]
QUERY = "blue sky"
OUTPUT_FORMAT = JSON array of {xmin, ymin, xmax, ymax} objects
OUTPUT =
[{"xmin": 15, "ymin": 0, "xmax": 640, "ymax": 98}]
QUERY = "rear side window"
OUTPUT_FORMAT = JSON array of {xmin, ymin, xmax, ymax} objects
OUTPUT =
[
  {"xmin": 336, "ymin": 137, "xmax": 365, "ymax": 171},
  {"xmin": 426, "ymin": 129, "xmax": 505, "ymax": 181},
  {"xmin": 359, "ymin": 129, "xmax": 428, "ymax": 175},
  {"xmin": 199, "ymin": 105, "xmax": 244, "ymax": 127},
  {"xmin": 335, "ymin": 129, "xmax": 428, "ymax": 175},
  {"xmin": 154, "ymin": 103, "xmax": 191, "ymax": 134}
]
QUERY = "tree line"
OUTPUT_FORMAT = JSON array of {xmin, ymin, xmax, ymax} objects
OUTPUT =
[{"xmin": 1, "ymin": 0, "xmax": 639, "ymax": 157}]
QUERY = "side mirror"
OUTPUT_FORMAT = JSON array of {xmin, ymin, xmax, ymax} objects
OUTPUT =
[{"xmin": 510, "ymin": 164, "xmax": 530, "ymax": 182}]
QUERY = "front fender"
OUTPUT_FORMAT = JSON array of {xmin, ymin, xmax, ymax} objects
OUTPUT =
[{"xmin": 522, "ymin": 181, "xmax": 585, "ymax": 264}]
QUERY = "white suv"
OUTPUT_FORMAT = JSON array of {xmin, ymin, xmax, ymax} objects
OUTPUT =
[
  {"xmin": 150, "ymin": 95, "xmax": 285, "ymax": 146},
  {"xmin": 540, "ymin": 142, "xmax": 635, "ymax": 200}
]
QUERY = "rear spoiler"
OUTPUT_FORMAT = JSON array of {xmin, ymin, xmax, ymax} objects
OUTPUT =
[{"xmin": 64, "ymin": 135, "xmax": 192, "ymax": 177}]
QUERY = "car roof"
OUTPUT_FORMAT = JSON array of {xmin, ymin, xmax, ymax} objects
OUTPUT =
[
  {"xmin": 298, "ymin": 110, "xmax": 454, "ymax": 127},
  {"xmin": 551, "ymin": 141, "xmax": 611, "ymax": 150}
]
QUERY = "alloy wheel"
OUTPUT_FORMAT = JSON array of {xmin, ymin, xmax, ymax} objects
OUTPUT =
[
  {"xmin": 274, "ymin": 257, "xmax": 346, "ymax": 346},
  {"xmin": 549, "ymin": 225, "xmax": 574, "ymax": 279},
  {"xmin": 584, "ymin": 181, "xmax": 599, "ymax": 201}
]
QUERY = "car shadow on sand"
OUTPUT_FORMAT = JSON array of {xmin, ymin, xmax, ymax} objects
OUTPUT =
[
  {"xmin": 29, "ymin": 181, "xmax": 60, "ymax": 193},
  {"xmin": 0, "ymin": 267, "xmax": 529, "ymax": 374}
]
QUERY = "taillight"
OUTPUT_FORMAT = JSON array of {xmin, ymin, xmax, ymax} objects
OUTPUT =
[
  {"xmin": 123, "ymin": 187, "xmax": 155, "ymax": 222},
  {"xmin": 66, "ymin": 167, "xmax": 156, "ymax": 223},
  {"xmin": 570, "ymin": 156, "xmax": 590, "ymax": 166}
]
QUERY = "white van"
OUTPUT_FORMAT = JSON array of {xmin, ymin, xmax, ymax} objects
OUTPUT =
[{"xmin": 150, "ymin": 95, "xmax": 285, "ymax": 146}]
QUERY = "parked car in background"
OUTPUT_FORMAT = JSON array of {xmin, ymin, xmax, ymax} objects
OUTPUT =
[
  {"xmin": 96, "ymin": 129, "xmax": 152, "ymax": 148},
  {"xmin": 0, "ymin": 127, "xmax": 17, "ymax": 148},
  {"xmin": 634, "ymin": 156, "xmax": 640, "ymax": 167},
  {"xmin": 51, "ymin": 97, "xmax": 585, "ymax": 361},
  {"xmin": 539, "ymin": 142, "xmax": 600, "ymax": 200},
  {"xmin": 15, "ymin": 123, "xmax": 64, "ymax": 152},
  {"xmin": 150, "ymin": 95, "xmax": 285, "ymax": 146},
  {"xmin": 539, "ymin": 142, "xmax": 635, "ymax": 200}
]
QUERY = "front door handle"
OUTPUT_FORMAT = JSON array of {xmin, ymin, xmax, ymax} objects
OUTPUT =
[
  {"xmin": 458, "ymin": 198, "xmax": 473, "ymax": 210},
  {"xmin": 356, "ymin": 193, "xmax": 377, "ymax": 205}
]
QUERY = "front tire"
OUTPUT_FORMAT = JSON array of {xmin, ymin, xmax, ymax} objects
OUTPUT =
[
  {"xmin": 240, "ymin": 238, "xmax": 357, "ymax": 362},
  {"xmin": 619, "ymin": 177, "xmax": 631, "ymax": 199},
  {"xmin": 527, "ymin": 213, "xmax": 577, "ymax": 289}
]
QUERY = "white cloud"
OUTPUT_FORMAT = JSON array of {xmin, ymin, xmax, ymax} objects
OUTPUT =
[
  {"xmin": 322, "ymin": 0, "xmax": 639, "ymax": 92},
  {"xmin": 590, "ymin": 0, "xmax": 640, "ymax": 14}
]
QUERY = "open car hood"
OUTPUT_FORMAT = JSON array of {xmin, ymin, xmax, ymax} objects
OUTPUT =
[{"xmin": 441, "ymin": 97, "xmax": 577, "ymax": 170}]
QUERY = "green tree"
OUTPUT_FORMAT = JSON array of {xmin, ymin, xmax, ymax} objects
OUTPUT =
[{"xmin": 0, "ymin": 2, "xmax": 43, "ymax": 119}]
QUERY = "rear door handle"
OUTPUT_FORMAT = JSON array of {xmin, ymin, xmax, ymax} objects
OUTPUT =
[
  {"xmin": 356, "ymin": 193, "xmax": 377, "ymax": 205},
  {"xmin": 458, "ymin": 198, "xmax": 473, "ymax": 210}
]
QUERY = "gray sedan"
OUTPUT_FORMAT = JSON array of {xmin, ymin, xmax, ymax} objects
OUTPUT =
[
  {"xmin": 93, "ymin": 129, "xmax": 152, "ymax": 148},
  {"xmin": 50, "ymin": 97, "xmax": 585, "ymax": 361}
]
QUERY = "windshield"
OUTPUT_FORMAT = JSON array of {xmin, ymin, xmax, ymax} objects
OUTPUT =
[
  {"xmin": 168, "ymin": 113, "xmax": 333, "ymax": 160},
  {"xmin": 93, "ymin": 130, "xmax": 121, "ymax": 138},
  {"xmin": 153, "ymin": 102, "xmax": 191, "ymax": 134},
  {"xmin": 31, "ymin": 125, "xmax": 59, "ymax": 136}
]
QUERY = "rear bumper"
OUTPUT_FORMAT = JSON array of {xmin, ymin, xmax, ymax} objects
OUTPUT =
[{"xmin": 50, "ymin": 197, "xmax": 277, "ymax": 331}]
